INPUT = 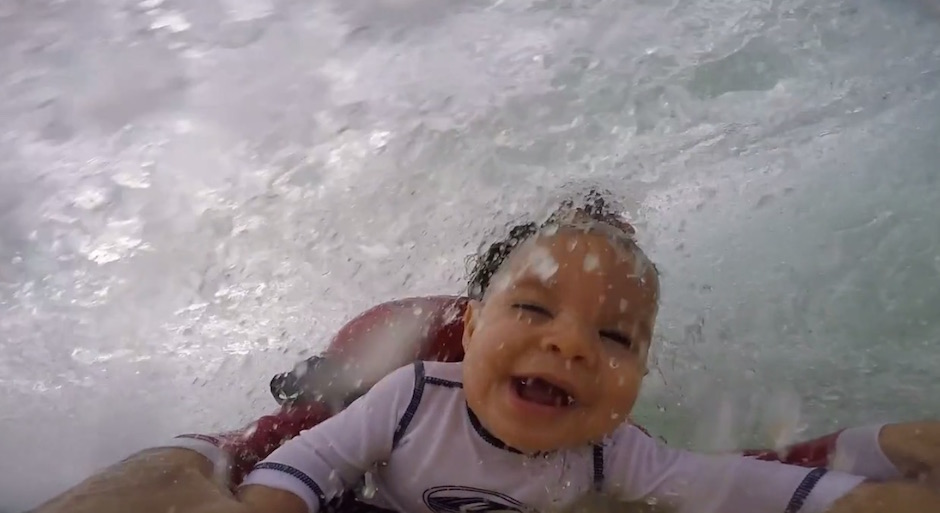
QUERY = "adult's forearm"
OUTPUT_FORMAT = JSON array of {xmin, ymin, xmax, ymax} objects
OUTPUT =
[
  {"xmin": 878, "ymin": 421, "xmax": 940, "ymax": 482},
  {"xmin": 826, "ymin": 481, "xmax": 940, "ymax": 513},
  {"xmin": 31, "ymin": 448, "xmax": 226, "ymax": 513}
]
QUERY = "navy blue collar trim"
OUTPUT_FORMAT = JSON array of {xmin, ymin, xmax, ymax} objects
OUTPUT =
[
  {"xmin": 465, "ymin": 404, "xmax": 552, "ymax": 457},
  {"xmin": 464, "ymin": 403, "xmax": 607, "ymax": 473}
]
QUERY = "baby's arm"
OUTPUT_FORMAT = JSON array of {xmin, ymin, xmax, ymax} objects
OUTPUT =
[
  {"xmin": 744, "ymin": 421, "xmax": 940, "ymax": 484},
  {"xmin": 605, "ymin": 425, "xmax": 901, "ymax": 513},
  {"xmin": 237, "ymin": 363, "xmax": 421, "ymax": 513}
]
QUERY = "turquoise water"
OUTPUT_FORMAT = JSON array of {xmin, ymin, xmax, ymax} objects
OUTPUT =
[{"xmin": 1, "ymin": 0, "xmax": 939, "ymax": 510}]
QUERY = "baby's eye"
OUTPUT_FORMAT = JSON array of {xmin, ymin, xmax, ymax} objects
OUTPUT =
[
  {"xmin": 512, "ymin": 303, "xmax": 553, "ymax": 318},
  {"xmin": 600, "ymin": 330, "xmax": 632, "ymax": 348}
]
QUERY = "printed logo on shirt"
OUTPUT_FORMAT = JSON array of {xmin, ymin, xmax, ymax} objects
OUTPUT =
[{"xmin": 422, "ymin": 485, "xmax": 533, "ymax": 513}]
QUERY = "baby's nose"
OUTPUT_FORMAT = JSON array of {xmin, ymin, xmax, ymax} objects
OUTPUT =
[{"xmin": 540, "ymin": 324, "xmax": 598, "ymax": 366}]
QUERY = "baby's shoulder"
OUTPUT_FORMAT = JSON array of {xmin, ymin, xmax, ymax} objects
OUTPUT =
[
  {"xmin": 600, "ymin": 422, "xmax": 668, "ymax": 463},
  {"xmin": 606, "ymin": 422, "xmax": 657, "ymax": 445},
  {"xmin": 419, "ymin": 360, "xmax": 465, "ymax": 388}
]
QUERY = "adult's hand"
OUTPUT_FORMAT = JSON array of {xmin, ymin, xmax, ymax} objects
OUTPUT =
[
  {"xmin": 31, "ymin": 448, "xmax": 229, "ymax": 513},
  {"xmin": 879, "ymin": 421, "xmax": 940, "ymax": 485},
  {"xmin": 827, "ymin": 480, "xmax": 940, "ymax": 513}
]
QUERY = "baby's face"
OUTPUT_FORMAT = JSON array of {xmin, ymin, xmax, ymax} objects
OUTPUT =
[{"xmin": 461, "ymin": 228, "xmax": 659, "ymax": 453}]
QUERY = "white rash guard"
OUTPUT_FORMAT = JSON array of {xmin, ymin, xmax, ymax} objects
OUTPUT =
[{"xmin": 239, "ymin": 361, "xmax": 867, "ymax": 513}]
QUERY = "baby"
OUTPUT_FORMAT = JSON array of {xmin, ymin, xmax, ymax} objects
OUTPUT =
[{"xmin": 231, "ymin": 192, "xmax": 900, "ymax": 513}]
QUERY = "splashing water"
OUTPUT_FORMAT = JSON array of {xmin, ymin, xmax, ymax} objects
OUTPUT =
[
  {"xmin": 361, "ymin": 472, "xmax": 378, "ymax": 500},
  {"xmin": 524, "ymin": 243, "xmax": 561, "ymax": 283},
  {"xmin": 2, "ymin": 0, "xmax": 940, "ymax": 510}
]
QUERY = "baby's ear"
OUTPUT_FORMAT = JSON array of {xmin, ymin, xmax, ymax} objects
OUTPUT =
[{"xmin": 461, "ymin": 300, "xmax": 483, "ymax": 351}]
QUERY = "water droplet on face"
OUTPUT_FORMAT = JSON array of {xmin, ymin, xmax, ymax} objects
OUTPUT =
[
  {"xmin": 610, "ymin": 412, "xmax": 620, "ymax": 420},
  {"xmin": 525, "ymin": 245, "xmax": 559, "ymax": 282},
  {"xmin": 565, "ymin": 359, "xmax": 572, "ymax": 370},
  {"xmin": 608, "ymin": 358, "xmax": 620, "ymax": 369},
  {"xmin": 583, "ymin": 253, "xmax": 600, "ymax": 272},
  {"xmin": 619, "ymin": 299, "xmax": 629, "ymax": 312}
]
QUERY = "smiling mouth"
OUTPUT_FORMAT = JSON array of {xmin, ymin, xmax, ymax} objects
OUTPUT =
[{"xmin": 511, "ymin": 377, "xmax": 576, "ymax": 408}]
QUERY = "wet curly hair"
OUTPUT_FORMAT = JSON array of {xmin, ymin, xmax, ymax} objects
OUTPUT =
[{"xmin": 466, "ymin": 189, "xmax": 657, "ymax": 301}]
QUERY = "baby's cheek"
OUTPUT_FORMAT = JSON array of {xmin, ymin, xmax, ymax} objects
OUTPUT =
[
  {"xmin": 609, "ymin": 365, "xmax": 642, "ymax": 390},
  {"xmin": 606, "ymin": 370, "xmax": 642, "ymax": 409},
  {"xmin": 601, "ymin": 404, "xmax": 630, "ymax": 424}
]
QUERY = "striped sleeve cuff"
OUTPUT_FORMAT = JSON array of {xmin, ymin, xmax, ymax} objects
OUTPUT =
[
  {"xmin": 241, "ymin": 462, "xmax": 325, "ymax": 513},
  {"xmin": 832, "ymin": 424, "xmax": 901, "ymax": 481},
  {"xmin": 797, "ymin": 469, "xmax": 866, "ymax": 513}
]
